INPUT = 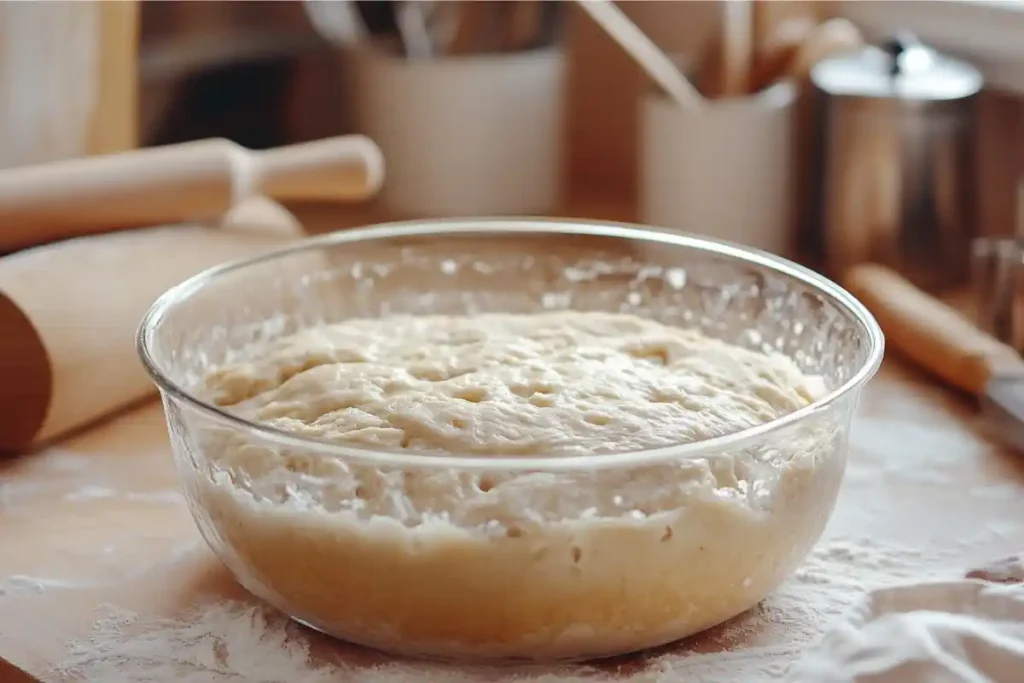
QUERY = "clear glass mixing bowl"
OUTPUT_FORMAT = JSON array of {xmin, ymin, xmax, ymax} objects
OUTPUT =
[{"xmin": 138, "ymin": 219, "xmax": 884, "ymax": 663}]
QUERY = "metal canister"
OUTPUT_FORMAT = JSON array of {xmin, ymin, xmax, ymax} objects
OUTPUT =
[{"xmin": 808, "ymin": 33, "xmax": 982, "ymax": 292}]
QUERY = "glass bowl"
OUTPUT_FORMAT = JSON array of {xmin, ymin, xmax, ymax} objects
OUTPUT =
[{"xmin": 138, "ymin": 218, "xmax": 884, "ymax": 663}]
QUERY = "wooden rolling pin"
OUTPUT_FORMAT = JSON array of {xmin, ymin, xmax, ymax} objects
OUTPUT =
[
  {"xmin": 0, "ymin": 198, "xmax": 307, "ymax": 452},
  {"xmin": 0, "ymin": 656, "xmax": 40, "ymax": 683},
  {"xmin": 843, "ymin": 263, "xmax": 1022, "ymax": 396},
  {"xmin": 0, "ymin": 134, "xmax": 385, "ymax": 253}
]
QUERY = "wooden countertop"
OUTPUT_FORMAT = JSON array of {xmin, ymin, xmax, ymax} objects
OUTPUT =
[
  {"xmin": 1, "ymin": 360, "xmax": 1022, "ymax": 681},
  {"xmin": 0, "ymin": 201, "xmax": 1022, "ymax": 680}
]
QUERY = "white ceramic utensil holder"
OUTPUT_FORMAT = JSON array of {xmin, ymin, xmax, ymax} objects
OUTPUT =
[
  {"xmin": 639, "ymin": 82, "xmax": 797, "ymax": 257},
  {"xmin": 344, "ymin": 46, "xmax": 565, "ymax": 218}
]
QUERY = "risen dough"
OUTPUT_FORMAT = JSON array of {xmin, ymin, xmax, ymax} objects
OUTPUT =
[{"xmin": 189, "ymin": 312, "xmax": 843, "ymax": 660}]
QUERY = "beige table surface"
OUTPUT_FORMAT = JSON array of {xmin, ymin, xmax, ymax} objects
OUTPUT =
[
  {"xmin": 1, "ymin": 198, "xmax": 1023, "ymax": 680},
  {"xmin": 1, "ymin": 358, "xmax": 1022, "ymax": 681}
]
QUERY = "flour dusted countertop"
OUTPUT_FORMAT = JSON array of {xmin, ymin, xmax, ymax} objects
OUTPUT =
[{"xmin": 1, "ymin": 360, "xmax": 1023, "ymax": 682}]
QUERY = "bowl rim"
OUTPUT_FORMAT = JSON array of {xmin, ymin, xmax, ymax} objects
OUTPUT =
[{"xmin": 137, "ymin": 217, "xmax": 885, "ymax": 471}]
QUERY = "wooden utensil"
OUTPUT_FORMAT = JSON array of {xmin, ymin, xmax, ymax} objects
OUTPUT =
[
  {"xmin": 445, "ymin": 0, "xmax": 489, "ymax": 54},
  {"xmin": 423, "ymin": 0, "xmax": 462, "ymax": 55},
  {"xmin": 503, "ymin": 0, "xmax": 544, "ymax": 52},
  {"xmin": 784, "ymin": 17, "xmax": 864, "ymax": 84},
  {"xmin": 748, "ymin": 16, "xmax": 817, "ymax": 92},
  {"xmin": 303, "ymin": 0, "xmax": 368, "ymax": 46},
  {"xmin": 574, "ymin": 0, "xmax": 703, "ymax": 110},
  {"xmin": 718, "ymin": 0, "xmax": 754, "ymax": 96},
  {"xmin": 843, "ymin": 263, "xmax": 1024, "ymax": 396},
  {"xmin": 0, "ymin": 198, "xmax": 305, "ymax": 452},
  {"xmin": 0, "ymin": 134, "xmax": 384, "ymax": 253},
  {"xmin": 479, "ymin": 0, "xmax": 511, "ymax": 53},
  {"xmin": 354, "ymin": 0, "xmax": 401, "ymax": 36},
  {"xmin": 530, "ymin": 0, "xmax": 565, "ymax": 50},
  {"xmin": 395, "ymin": 0, "xmax": 434, "ymax": 58}
]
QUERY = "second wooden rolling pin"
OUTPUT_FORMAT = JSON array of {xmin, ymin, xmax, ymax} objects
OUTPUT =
[
  {"xmin": 846, "ymin": 263, "xmax": 1024, "ymax": 452},
  {"xmin": 0, "ymin": 134, "xmax": 385, "ymax": 253},
  {"xmin": 0, "ymin": 198, "xmax": 307, "ymax": 452},
  {"xmin": 843, "ymin": 263, "xmax": 1023, "ymax": 396}
]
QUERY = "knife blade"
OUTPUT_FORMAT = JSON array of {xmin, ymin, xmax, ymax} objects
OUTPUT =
[{"xmin": 843, "ymin": 263, "xmax": 1024, "ymax": 449}]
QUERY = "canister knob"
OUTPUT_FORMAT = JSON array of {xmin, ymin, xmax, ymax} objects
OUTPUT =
[
  {"xmin": 880, "ymin": 33, "xmax": 927, "ymax": 78},
  {"xmin": 811, "ymin": 33, "xmax": 981, "ymax": 101}
]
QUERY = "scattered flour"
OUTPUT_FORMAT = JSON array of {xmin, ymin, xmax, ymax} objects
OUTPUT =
[
  {"xmin": 0, "ymin": 575, "xmax": 96, "ymax": 597},
  {"xmin": 64, "ymin": 486, "xmax": 185, "ymax": 505},
  {"xmin": 0, "ymin": 446, "xmax": 183, "ymax": 513},
  {"xmin": 56, "ymin": 604, "xmax": 346, "ymax": 683},
  {"xmin": 846, "ymin": 415, "xmax": 981, "ymax": 487},
  {"xmin": 1, "ymin": 480, "xmax": 184, "ymax": 510},
  {"xmin": 0, "ymin": 480, "xmax": 53, "ymax": 510},
  {"xmin": 32, "ymin": 449, "xmax": 94, "ymax": 473},
  {"xmin": 968, "ymin": 483, "xmax": 1021, "ymax": 502},
  {"xmin": 52, "ymin": 535, "xmax": 967, "ymax": 683}
]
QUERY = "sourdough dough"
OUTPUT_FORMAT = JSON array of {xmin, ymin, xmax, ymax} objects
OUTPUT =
[{"xmin": 190, "ymin": 311, "xmax": 844, "ymax": 660}]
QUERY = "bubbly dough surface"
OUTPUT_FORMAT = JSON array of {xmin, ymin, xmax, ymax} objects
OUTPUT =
[
  {"xmin": 189, "ymin": 311, "xmax": 841, "ymax": 661},
  {"xmin": 204, "ymin": 311, "xmax": 822, "ymax": 456}
]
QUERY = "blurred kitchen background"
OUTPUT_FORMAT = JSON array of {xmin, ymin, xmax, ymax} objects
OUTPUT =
[{"xmin": 2, "ymin": 0, "xmax": 1024, "ymax": 289}]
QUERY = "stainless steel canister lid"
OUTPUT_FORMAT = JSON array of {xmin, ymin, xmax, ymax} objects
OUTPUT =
[{"xmin": 810, "ymin": 33, "xmax": 982, "ymax": 101}]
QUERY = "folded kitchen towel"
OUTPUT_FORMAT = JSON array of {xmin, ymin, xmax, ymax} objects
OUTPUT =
[{"xmin": 790, "ymin": 578, "xmax": 1024, "ymax": 682}]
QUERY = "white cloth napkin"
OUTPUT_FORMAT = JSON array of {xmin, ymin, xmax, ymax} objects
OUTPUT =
[{"xmin": 790, "ymin": 579, "xmax": 1024, "ymax": 682}]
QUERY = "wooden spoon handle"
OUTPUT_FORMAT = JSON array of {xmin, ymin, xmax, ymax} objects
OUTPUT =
[
  {"xmin": 748, "ymin": 16, "xmax": 816, "ymax": 92},
  {"xmin": 843, "ymin": 263, "xmax": 1024, "ymax": 396},
  {"xmin": 574, "ymin": 0, "xmax": 703, "ymax": 109},
  {"xmin": 718, "ymin": 0, "xmax": 753, "ymax": 96},
  {"xmin": 785, "ymin": 17, "xmax": 863, "ymax": 83}
]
